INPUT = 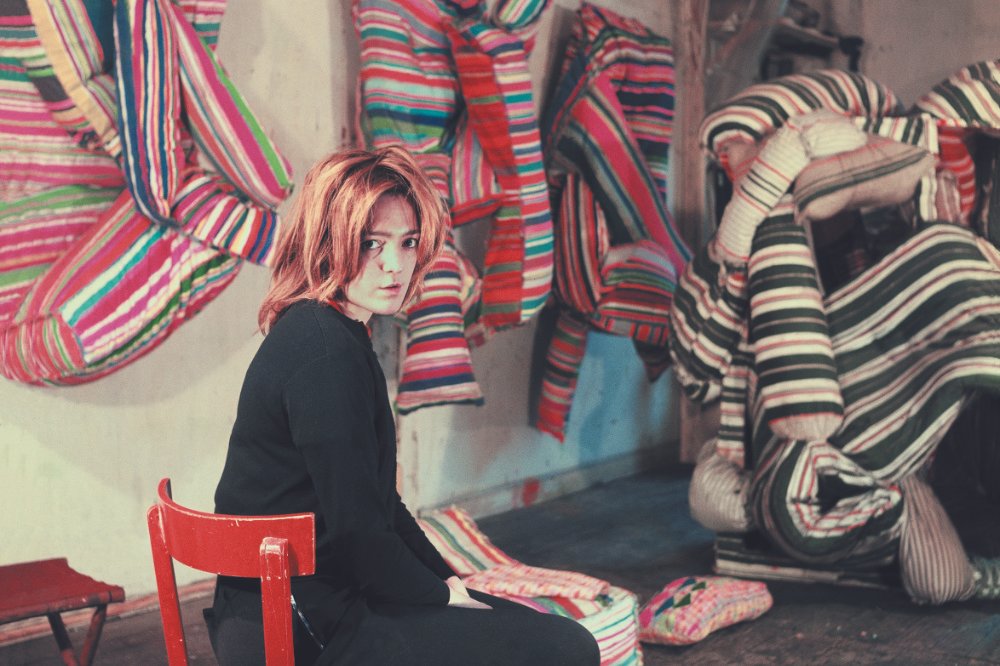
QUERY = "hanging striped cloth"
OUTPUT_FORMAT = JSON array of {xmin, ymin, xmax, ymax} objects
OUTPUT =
[
  {"xmin": 535, "ymin": 2, "xmax": 689, "ymax": 441},
  {"xmin": 0, "ymin": 0, "xmax": 290, "ymax": 385},
  {"xmin": 355, "ymin": 0, "xmax": 553, "ymax": 414}
]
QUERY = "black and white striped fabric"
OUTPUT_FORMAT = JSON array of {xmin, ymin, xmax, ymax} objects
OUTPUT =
[{"xmin": 675, "ymin": 221, "xmax": 1000, "ymax": 565}]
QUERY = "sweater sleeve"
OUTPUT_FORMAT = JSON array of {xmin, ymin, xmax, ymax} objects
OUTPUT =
[
  {"xmin": 393, "ymin": 492, "xmax": 456, "ymax": 580},
  {"xmin": 284, "ymin": 348, "xmax": 449, "ymax": 606}
]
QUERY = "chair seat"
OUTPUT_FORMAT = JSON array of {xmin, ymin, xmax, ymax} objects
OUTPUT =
[{"xmin": 0, "ymin": 558, "xmax": 125, "ymax": 625}]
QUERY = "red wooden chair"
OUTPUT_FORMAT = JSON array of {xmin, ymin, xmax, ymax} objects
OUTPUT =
[{"xmin": 146, "ymin": 478, "xmax": 315, "ymax": 666}]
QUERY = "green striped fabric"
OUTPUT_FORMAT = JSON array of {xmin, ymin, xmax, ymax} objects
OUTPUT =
[
  {"xmin": 676, "ymin": 222, "xmax": 1000, "ymax": 564},
  {"xmin": 748, "ymin": 215, "xmax": 843, "ymax": 442},
  {"xmin": 794, "ymin": 136, "xmax": 934, "ymax": 228}
]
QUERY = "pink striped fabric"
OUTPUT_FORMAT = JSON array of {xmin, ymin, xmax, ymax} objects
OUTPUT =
[
  {"xmin": 417, "ymin": 505, "xmax": 642, "ymax": 665},
  {"xmin": 464, "ymin": 562, "xmax": 610, "ymax": 600},
  {"xmin": 355, "ymin": 0, "xmax": 554, "ymax": 413},
  {"xmin": 0, "ymin": 0, "xmax": 290, "ymax": 384},
  {"xmin": 416, "ymin": 505, "xmax": 517, "ymax": 577},
  {"xmin": 638, "ymin": 576, "xmax": 772, "ymax": 646},
  {"xmin": 535, "ymin": 3, "xmax": 688, "ymax": 442}
]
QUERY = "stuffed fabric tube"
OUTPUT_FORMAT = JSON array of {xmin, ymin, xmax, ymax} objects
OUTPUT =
[
  {"xmin": 0, "ymin": 0, "xmax": 290, "ymax": 385},
  {"xmin": 354, "ymin": 0, "xmax": 553, "ymax": 413},
  {"xmin": 535, "ymin": 3, "xmax": 688, "ymax": 441}
]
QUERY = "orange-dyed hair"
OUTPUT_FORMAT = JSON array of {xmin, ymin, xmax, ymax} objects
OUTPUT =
[{"xmin": 258, "ymin": 145, "xmax": 448, "ymax": 333}]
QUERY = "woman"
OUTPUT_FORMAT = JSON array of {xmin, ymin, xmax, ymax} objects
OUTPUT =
[{"xmin": 210, "ymin": 145, "xmax": 600, "ymax": 665}]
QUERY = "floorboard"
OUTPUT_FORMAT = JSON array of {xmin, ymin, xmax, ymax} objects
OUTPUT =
[{"xmin": 3, "ymin": 469, "xmax": 998, "ymax": 665}]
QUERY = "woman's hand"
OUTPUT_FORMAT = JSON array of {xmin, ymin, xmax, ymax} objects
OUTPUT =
[{"xmin": 445, "ymin": 575, "xmax": 492, "ymax": 610}]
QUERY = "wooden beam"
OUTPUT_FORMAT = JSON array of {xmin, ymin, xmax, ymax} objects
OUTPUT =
[
  {"xmin": 671, "ymin": 0, "xmax": 710, "ymax": 463},
  {"xmin": 670, "ymin": 0, "xmax": 708, "ymax": 254}
]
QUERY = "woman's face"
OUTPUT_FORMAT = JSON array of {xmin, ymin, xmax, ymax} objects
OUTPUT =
[{"xmin": 342, "ymin": 194, "xmax": 420, "ymax": 324}]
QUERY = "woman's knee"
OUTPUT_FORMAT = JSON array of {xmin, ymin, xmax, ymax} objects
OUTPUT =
[{"xmin": 532, "ymin": 613, "xmax": 600, "ymax": 665}]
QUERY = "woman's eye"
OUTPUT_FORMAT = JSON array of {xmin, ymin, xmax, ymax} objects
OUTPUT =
[
  {"xmin": 361, "ymin": 239, "xmax": 381, "ymax": 251},
  {"xmin": 403, "ymin": 237, "xmax": 419, "ymax": 249}
]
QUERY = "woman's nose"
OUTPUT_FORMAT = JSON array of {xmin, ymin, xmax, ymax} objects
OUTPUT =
[{"xmin": 380, "ymin": 246, "xmax": 401, "ymax": 273}]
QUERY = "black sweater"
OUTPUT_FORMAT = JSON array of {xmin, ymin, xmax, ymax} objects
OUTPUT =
[{"xmin": 214, "ymin": 300, "xmax": 452, "ymax": 637}]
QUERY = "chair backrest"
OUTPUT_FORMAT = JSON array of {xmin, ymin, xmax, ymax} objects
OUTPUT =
[{"xmin": 147, "ymin": 478, "xmax": 315, "ymax": 666}]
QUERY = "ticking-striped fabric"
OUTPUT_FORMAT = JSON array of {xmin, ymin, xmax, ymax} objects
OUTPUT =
[
  {"xmin": 748, "ymin": 216, "xmax": 843, "ymax": 441},
  {"xmin": 688, "ymin": 438, "xmax": 751, "ymax": 534},
  {"xmin": 898, "ymin": 474, "xmax": 975, "ymax": 604},
  {"xmin": 417, "ymin": 505, "xmax": 643, "ymax": 664},
  {"xmin": 535, "ymin": 3, "xmax": 689, "ymax": 441},
  {"xmin": 675, "ymin": 222, "xmax": 1000, "ymax": 565},
  {"xmin": 0, "ymin": 0, "xmax": 289, "ymax": 384},
  {"xmin": 354, "ymin": 0, "xmax": 553, "ymax": 413},
  {"xmin": 914, "ymin": 59, "xmax": 1000, "ymax": 236},
  {"xmin": 464, "ymin": 562, "xmax": 610, "ymax": 600},
  {"xmin": 700, "ymin": 69, "xmax": 904, "ymax": 181}
]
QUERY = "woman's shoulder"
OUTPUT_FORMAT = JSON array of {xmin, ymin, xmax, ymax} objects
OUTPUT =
[{"xmin": 268, "ymin": 300, "xmax": 367, "ymax": 357}]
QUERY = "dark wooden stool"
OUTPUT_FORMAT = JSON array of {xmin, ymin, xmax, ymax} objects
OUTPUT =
[{"xmin": 0, "ymin": 558, "xmax": 125, "ymax": 666}]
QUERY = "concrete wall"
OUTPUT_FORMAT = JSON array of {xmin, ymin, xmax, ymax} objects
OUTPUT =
[
  {"xmin": 0, "ymin": 0, "xmax": 996, "ymax": 599},
  {"xmin": 826, "ymin": 0, "xmax": 1000, "ymax": 105}
]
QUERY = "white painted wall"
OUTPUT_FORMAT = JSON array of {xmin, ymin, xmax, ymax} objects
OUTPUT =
[{"xmin": 1, "ymin": 0, "xmax": 996, "ymax": 600}]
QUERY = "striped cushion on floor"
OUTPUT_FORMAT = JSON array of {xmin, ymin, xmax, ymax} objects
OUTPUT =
[
  {"xmin": 464, "ymin": 562, "xmax": 610, "ymax": 599},
  {"xmin": 417, "ymin": 505, "xmax": 517, "ymax": 577},
  {"xmin": 417, "ymin": 505, "xmax": 643, "ymax": 665},
  {"xmin": 637, "ymin": 575, "xmax": 772, "ymax": 646}
]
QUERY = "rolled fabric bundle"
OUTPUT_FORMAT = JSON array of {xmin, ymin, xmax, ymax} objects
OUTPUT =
[
  {"xmin": 700, "ymin": 69, "xmax": 903, "ymax": 181},
  {"xmin": 715, "ymin": 110, "xmax": 865, "ymax": 268},
  {"xmin": 914, "ymin": 59, "xmax": 1000, "ymax": 239},
  {"xmin": 0, "ymin": 0, "xmax": 289, "ymax": 384},
  {"xmin": 688, "ymin": 438, "xmax": 751, "ymax": 533},
  {"xmin": 748, "ymin": 214, "xmax": 843, "ymax": 441}
]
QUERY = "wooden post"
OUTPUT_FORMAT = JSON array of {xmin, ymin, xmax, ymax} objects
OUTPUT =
[{"xmin": 671, "ymin": 0, "xmax": 710, "ymax": 463}]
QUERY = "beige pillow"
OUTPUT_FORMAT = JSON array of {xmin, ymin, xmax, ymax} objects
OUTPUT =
[{"xmin": 794, "ymin": 136, "xmax": 934, "ymax": 227}]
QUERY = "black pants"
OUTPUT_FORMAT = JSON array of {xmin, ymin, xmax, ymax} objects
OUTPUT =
[{"xmin": 210, "ymin": 584, "xmax": 600, "ymax": 665}]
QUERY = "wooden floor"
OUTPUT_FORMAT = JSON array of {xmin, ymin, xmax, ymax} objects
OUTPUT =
[{"xmin": 4, "ymin": 469, "xmax": 1000, "ymax": 665}]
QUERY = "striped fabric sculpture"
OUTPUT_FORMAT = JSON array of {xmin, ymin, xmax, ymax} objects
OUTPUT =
[
  {"xmin": 672, "ymin": 65, "xmax": 1000, "ymax": 571},
  {"xmin": 914, "ymin": 59, "xmax": 1000, "ymax": 240},
  {"xmin": 418, "ymin": 505, "xmax": 643, "ymax": 665},
  {"xmin": 535, "ymin": 3, "xmax": 690, "ymax": 441},
  {"xmin": 354, "ymin": 0, "xmax": 553, "ymax": 412},
  {"xmin": 0, "ymin": 0, "xmax": 291, "ymax": 384}
]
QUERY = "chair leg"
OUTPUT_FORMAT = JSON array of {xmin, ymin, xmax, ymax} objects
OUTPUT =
[
  {"xmin": 78, "ymin": 605, "xmax": 109, "ymax": 666},
  {"xmin": 46, "ymin": 612, "xmax": 80, "ymax": 666}
]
